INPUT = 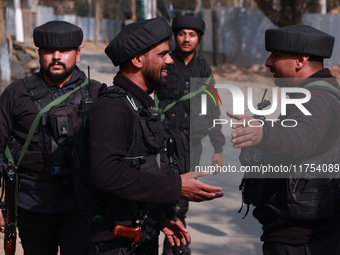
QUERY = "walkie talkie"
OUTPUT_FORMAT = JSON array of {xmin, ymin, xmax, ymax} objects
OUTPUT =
[
  {"xmin": 252, "ymin": 89, "xmax": 271, "ymax": 120},
  {"xmin": 80, "ymin": 66, "xmax": 93, "ymax": 112}
]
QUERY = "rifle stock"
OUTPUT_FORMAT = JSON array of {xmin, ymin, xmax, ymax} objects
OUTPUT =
[{"xmin": 2, "ymin": 162, "xmax": 17, "ymax": 255}]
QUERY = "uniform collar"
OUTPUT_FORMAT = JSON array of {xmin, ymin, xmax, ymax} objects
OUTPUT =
[{"xmin": 113, "ymin": 72, "xmax": 155, "ymax": 108}]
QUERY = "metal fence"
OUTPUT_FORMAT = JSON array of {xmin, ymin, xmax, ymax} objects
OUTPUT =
[{"xmin": 5, "ymin": 5, "xmax": 340, "ymax": 67}]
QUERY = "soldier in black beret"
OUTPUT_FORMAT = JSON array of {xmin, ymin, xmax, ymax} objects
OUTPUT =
[
  {"xmin": 0, "ymin": 20, "xmax": 102, "ymax": 255},
  {"xmin": 228, "ymin": 24, "xmax": 340, "ymax": 255},
  {"xmin": 154, "ymin": 14, "xmax": 225, "ymax": 255},
  {"xmin": 86, "ymin": 17, "xmax": 224, "ymax": 255}
]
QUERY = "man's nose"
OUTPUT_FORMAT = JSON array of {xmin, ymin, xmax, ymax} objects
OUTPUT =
[
  {"xmin": 165, "ymin": 54, "xmax": 174, "ymax": 65},
  {"xmin": 52, "ymin": 50, "xmax": 62, "ymax": 59},
  {"xmin": 265, "ymin": 55, "xmax": 272, "ymax": 67}
]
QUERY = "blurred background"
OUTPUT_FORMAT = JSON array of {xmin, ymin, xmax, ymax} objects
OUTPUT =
[{"xmin": 2, "ymin": 0, "xmax": 340, "ymax": 92}]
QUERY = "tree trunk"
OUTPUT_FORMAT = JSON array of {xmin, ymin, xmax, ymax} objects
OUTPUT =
[
  {"xmin": 210, "ymin": 0, "xmax": 222, "ymax": 66},
  {"xmin": 318, "ymin": 0, "xmax": 327, "ymax": 14},
  {"xmin": 195, "ymin": 0, "xmax": 202, "ymax": 16},
  {"xmin": 114, "ymin": 0, "xmax": 122, "ymax": 36},
  {"xmin": 13, "ymin": 0, "xmax": 24, "ymax": 42},
  {"xmin": 87, "ymin": 0, "xmax": 92, "ymax": 39},
  {"xmin": 254, "ymin": 0, "xmax": 307, "ymax": 27},
  {"xmin": 95, "ymin": 0, "xmax": 100, "ymax": 43},
  {"xmin": 233, "ymin": 0, "xmax": 244, "ymax": 7},
  {"xmin": 131, "ymin": 0, "xmax": 136, "ymax": 19},
  {"xmin": 0, "ymin": 0, "xmax": 10, "ymax": 93}
]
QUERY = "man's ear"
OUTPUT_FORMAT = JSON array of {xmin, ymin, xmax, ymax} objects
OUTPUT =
[
  {"xmin": 131, "ymin": 54, "xmax": 144, "ymax": 69},
  {"xmin": 296, "ymin": 54, "xmax": 309, "ymax": 70},
  {"xmin": 76, "ymin": 48, "xmax": 81, "ymax": 63}
]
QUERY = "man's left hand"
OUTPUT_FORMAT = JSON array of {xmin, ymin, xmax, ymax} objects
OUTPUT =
[
  {"xmin": 212, "ymin": 153, "xmax": 223, "ymax": 167},
  {"xmin": 162, "ymin": 219, "xmax": 191, "ymax": 247}
]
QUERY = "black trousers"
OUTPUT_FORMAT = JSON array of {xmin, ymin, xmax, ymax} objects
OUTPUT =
[
  {"xmin": 263, "ymin": 229, "xmax": 340, "ymax": 255},
  {"xmin": 89, "ymin": 237, "xmax": 159, "ymax": 255},
  {"xmin": 17, "ymin": 207, "xmax": 91, "ymax": 255}
]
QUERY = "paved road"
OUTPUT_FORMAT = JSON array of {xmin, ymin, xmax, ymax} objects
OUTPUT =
[{"xmin": 78, "ymin": 51, "xmax": 118, "ymax": 86}]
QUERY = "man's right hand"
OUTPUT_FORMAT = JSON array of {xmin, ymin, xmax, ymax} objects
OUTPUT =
[{"xmin": 180, "ymin": 172, "xmax": 223, "ymax": 202}]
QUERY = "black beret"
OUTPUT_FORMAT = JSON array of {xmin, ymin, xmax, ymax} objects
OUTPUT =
[
  {"xmin": 34, "ymin": 21, "xmax": 83, "ymax": 49},
  {"xmin": 172, "ymin": 15, "xmax": 205, "ymax": 35},
  {"xmin": 265, "ymin": 24, "xmax": 334, "ymax": 58},
  {"xmin": 105, "ymin": 17, "xmax": 172, "ymax": 66}
]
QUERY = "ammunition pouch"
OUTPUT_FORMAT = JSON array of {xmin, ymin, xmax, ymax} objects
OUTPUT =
[
  {"xmin": 45, "ymin": 103, "xmax": 79, "ymax": 178},
  {"xmin": 7, "ymin": 137, "xmax": 45, "ymax": 175},
  {"xmin": 47, "ymin": 104, "xmax": 78, "ymax": 146},
  {"xmin": 138, "ymin": 107, "xmax": 167, "ymax": 155}
]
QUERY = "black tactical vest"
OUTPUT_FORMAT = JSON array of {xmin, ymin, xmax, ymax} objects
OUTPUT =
[
  {"xmin": 99, "ymin": 85, "xmax": 177, "ymax": 177},
  {"xmin": 97, "ymin": 85, "xmax": 178, "ymax": 225},
  {"xmin": 239, "ymin": 84, "xmax": 340, "ymax": 220},
  {"xmin": 7, "ymin": 73, "xmax": 93, "ymax": 179},
  {"xmin": 155, "ymin": 55, "xmax": 212, "ymax": 133}
]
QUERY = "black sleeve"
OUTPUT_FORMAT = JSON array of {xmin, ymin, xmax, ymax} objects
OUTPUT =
[
  {"xmin": 259, "ymin": 90, "xmax": 340, "ymax": 161},
  {"xmin": 0, "ymin": 153, "xmax": 3, "ymax": 180},
  {"xmin": 86, "ymin": 97, "xmax": 181, "ymax": 204}
]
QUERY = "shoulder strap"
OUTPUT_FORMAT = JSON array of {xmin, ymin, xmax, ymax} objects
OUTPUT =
[
  {"xmin": 155, "ymin": 75, "xmax": 213, "ymax": 120},
  {"xmin": 99, "ymin": 85, "xmax": 141, "ymax": 112},
  {"xmin": 304, "ymin": 80, "xmax": 340, "ymax": 101},
  {"xmin": 6, "ymin": 78, "xmax": 89, "ymax": 168},
  {"xmin": 24, "ymin": 74, "xmax": 93, "ymax": 112},
  {"xmin": 23, "ymin": 74, "xmax": 54, "ymax": 111}
]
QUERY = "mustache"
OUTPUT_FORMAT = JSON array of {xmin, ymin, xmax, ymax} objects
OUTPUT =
[
  {"xmin": 49, "ymin": 60, "xmax": 66, "ymax": 68},
  {"xmin": 161, "ymin": 64, "xmax": 172, "ymax": 71}
]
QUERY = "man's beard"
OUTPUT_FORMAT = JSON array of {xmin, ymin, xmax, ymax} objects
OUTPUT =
[
  {"xmin": 42, "ymin": 61, "xmax": 75, "ymax": 82},
  {"xmin": 144, "ymin": 66, "xmax": 168, "ymax": 94}
]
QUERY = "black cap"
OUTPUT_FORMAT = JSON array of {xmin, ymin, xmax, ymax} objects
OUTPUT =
[
  {"xmin": 34, "ymin": 21, "xmax": 83, "ymax": 49},
  {"xmin": 172, "ymin": 15, "xmax": 205, "ymax": 35},
  {"xmin": 105, "ymin": 17, "xmax": 172, "ymax": 66},
  {"xmin": 265, "ymin": 24, "xmax": 334, "ymax": 58}
]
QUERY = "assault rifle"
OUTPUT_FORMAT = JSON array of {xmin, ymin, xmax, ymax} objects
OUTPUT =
[{"xmin": 1, "ymin": 162, "xmax": 17, "ymax": 255}]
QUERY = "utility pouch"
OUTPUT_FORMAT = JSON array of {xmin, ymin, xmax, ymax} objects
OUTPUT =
[
  {"xmin": 138, "ymin": 107, "xmax": 167, "ymax": 154},
  {"xmin": 7, "ymin": 137, "xmax": 45, "ymax": 174},
  {"xmin": 48, "ymin": 104, "xmax": 78, "ymax": 146}
]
